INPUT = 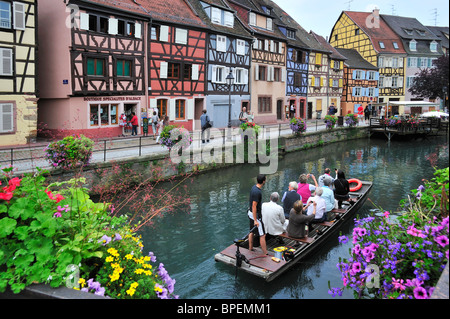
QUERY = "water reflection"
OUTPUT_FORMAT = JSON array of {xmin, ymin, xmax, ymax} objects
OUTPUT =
[{"xmin": 139, "ymin": 136, "xmax": 448, "ymax": 299}]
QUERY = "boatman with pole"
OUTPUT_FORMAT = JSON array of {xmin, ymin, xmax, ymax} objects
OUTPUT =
[{"xmin": 247, "ymin": 174, "xmax": 268, "ymax": 256}]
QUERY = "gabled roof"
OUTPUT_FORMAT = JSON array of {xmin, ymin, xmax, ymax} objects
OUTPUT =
[
  {"xmin": 311, "ymin": 32, "xmax": 346, "ymax": 60},
  {"xmin": 79, "ymin": 0, "xmax": 149, "ymax": 17},
  {"xmin": 138, "ymin": 0, "xmax": 207, "ymax": 28},
  {"xmin": 186, "ymin": 0, "xmax": 253, "ymax": 39},
  {"xmin": 343, "ymin": 10, "xmax": 406, "ymax": 54},
  {"xmin": 381, "ymin": 15, "xmax": 439, "ymax": 41},
  {"xmin": 266, "ymin": 0, "xmax": 328, "ymax": 52},
  {"xmin": 227, "ymin": 0, "xmax": 286, "ymax": 40},
  {"xmin": 426, "ymin": 26, "xmax": 449, "ymax": 50},
  {"xmin": 335, "ymin": 48, "xmax": 378, "ymax": 70}
]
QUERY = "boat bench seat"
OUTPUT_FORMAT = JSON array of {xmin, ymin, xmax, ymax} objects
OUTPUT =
[
  {"xmin": 279, "ymin": 232, "xmax": 314, "ymax": 244},
  {"xmin": 319, "ymin": 221, "xmax": 334, "ymax": 227}
]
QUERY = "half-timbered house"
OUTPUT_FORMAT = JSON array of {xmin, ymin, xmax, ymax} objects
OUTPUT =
[
  {"xmin": 229, "ymin": 0, "xmax": 287, "ymax": 125},
  {"xmin": 0, "ymin": 0, "xmax": 37, "ymax": 146},
  {"xmin": 330, "ymin": 10, "xmax": 407, "ymax": 106},
  {"xmin": 186, "ymin": 0, "xmax": 253, "ymax": 128},
  {"xmin": 312, "ymin": 32, "xmax": 346, "ymax": 116},
  {"xmin": 142, "ymin": 0, "xmax": 208, "ymax": 132},
  {"xmin": 306, "ymin": 32, "xmax": 333, "ymax": 119},
  {"xmin": 38, "ymin": 0, "xmax": 148, "ymax": 138},
  {"xmin": 268, "ymin": 0, "xmax": 309, "ymax": 120},
  {"xmin": 336, "ymin": 48, "xmax": 379, "ymax": 115}
]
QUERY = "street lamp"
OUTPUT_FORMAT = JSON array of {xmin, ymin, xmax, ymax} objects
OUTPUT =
[{"xmin": 226, "ymin": 68, "xmax": 234, "ymax": 141}]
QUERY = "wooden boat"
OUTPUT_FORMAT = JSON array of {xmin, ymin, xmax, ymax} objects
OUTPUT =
[{"xmin": 214, "ymin": 180, "xmax": 372, "ymax": 282}]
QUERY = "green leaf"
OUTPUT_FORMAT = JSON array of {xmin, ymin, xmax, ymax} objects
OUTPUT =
[
  {"xmin": 25, "ymin": 237, "xmax": 54, "ymax": 258},
  {"xmin": 0, "ymin": 217, "xmax": 17, "ymax": 238},
  {"xmin": 8, "ymin": 197, "xmax": 35, "ymax": 220},
  {"xmin": 14, "ymin": 226, "xmax": 29, "ymax": 241}
]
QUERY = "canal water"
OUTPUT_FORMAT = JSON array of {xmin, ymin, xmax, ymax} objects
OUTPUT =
[{"xmin": 139, "ymin": 135, "xmax": 449, "ymax": 299}]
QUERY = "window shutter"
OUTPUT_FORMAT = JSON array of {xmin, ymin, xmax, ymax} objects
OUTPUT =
[
  {"xmin": 187, "ymin": 99, "xmax": 194, "ymax": 120},
  {"xmin": 150, "ymin": 99, "xmax": 157, "ymax": 110},
  {"xmin": 339, "ymin": 79, "xmax": 343, "ymax": 88},
  {"xmin": 281, "ymin": 68, "xmax": 286, "ymax": 82},
  {"xmin": 352, "ymin": 87, "xmax": 357, "ymax": 96},
  {"xmin": 211, "ymin": 65, "xmax": 217, "ymax": 83},
  {"xmin": 268, "ymin": 66, "xmax": 274, "ymax": 81},
  {"xmin": 13, "ymin": 2, "xmax": 26, "ymax": 30},
  {"xmin": 249, "ymin": 12, "xmax": 256, "ymax": 25},
  {"xmin": 330, "ymin": 60, "xmax": 334, "ymax": 69},
  {"xmin": 340, "ymin": 61, "xmax": 344, "ymax": 69},
  {"xmin": 191, "ymin": 64, "xmax": 199, "ymax": 81},
  {"xmin": 175, "ymin": 28, "xmax": 187, "ymax": 45},
  {"xmin": 135, "ymin": 23, "xmax": 142, "ymax": 38},
  {"xmin": 270, "ymin": 40, "xmax": 274, "ymax": 52},
  {"xmin": 279, "ymin": 43, "xmax": 283, "ymax": 54},
  {"xmin": 374, "ymin": 88, "xmax": 379, "ymax": 96},
  {"xmin": 264, "ymin": 40, "xmax": 269, "ymax": 51},
  {"xmin": 108, "ymin": 18, "xmax": 118, "ymax": 35},
  {"xmin": 315, "ymin": 53, "xmax": 322, "ymax": 65},
  {"xmin": 224, "ymin": 11, "xmax": 234, "ymax": 27},
  {"xmin": 160, "ymin": 25, "xmax": 169, "ymax": 42},
  {"xmin": 236, "ymin": 39, "xmax": 245, "ymax": 56},
  {"xmin": 169, "ymin": 99, "xmax": 176, "ymax": 121},
  {"xmin": 320, "ymin": 76, "xmax": 324, "ymax": 87},
  {"xmin": 217, "ymin": 35, "xmax": 227, "ymax": 52},
  {"xmin": 243, "ymin": 69, "xmax": 249, "ymax": 85},
  {"xmin": 329, "ymin": 78, "xmax": 333, "ymax": 87},
  {"xmin": 80, "ymin": 12, "xmax": 89, "ymax": 30},
  {"xmin": 160, "ymin": 61, "xmax": 168, "ymax": 79},
  {"xmin": 0, "ymin": 103, "xmax": 13, "ymax": 133},
  {"xmin": 352, "ymin": 70, "xmax": 357, "ymax": 79},
  {"xmin": 0, "ymin": 48, "xmax": 13, "ymax": 76},
  {"xmin": 211, "ymin": 7, "xmax": 221, "ymax": 24},
  {"xmin": 398, "ymin": 76, "xmax": 403, "ymax": 88},
  {"xmin": 311, "ymin": 76, "xmax": 315, "ymax": 87}
]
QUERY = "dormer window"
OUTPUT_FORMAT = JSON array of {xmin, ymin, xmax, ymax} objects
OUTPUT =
[
  {"xmin": 410, "ymin": 39, "xmax": 417, "ymax": 51},
  {"xmin": 249, "ymin": 12, "xmax": 256, "ymax": 26},
  {"xmin": 415, "ymin": 29, "xmax": 426, "ymax": 36},
  {"xmin": 286, "ymin": 29, "xmax": 296, "ymax": 39},
  {"xmin": 209, "ymin": 6, "xmax": 234, "ymax": 28},
  {"xmin": 430, "ymin": 41, "xmax": 438, "ymax": 52},
  {"xmin": 403, "ymin": 28, "xmax": 413, "ymax": 35}
]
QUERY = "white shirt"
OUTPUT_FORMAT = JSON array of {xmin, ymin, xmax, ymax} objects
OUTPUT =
[
  {"xmin": 305, "ymin": 196, "xmax": 326, "ymax": 220},
  {"xmin": 261, "ymin": 201, "xmax": 286, "ymax": 236}
]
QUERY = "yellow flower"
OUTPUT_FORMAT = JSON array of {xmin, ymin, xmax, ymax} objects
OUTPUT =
[
  {"xmin": 154, "ymin": 285, "xmax": 163, "ymax": 293},
  {"xmin": 143, "ymin": 256, "xmax": 151, "ymax": 262},
  {"xmin": 144, "ymin": 270, "xmax": 152, "ymax": 276},
  {"xmin": 125, "ymin": 254, "xmax": 133, "ymax": 260},
  {"xmin": 126, "ymin": 287, "xmax": 136, "ymax": 296},
  {"xmin": 78, "ymin": 278, "xmax": 86, "ymax": 288},
  {"xmin": 107, "ymin": 248, "xmax": 119, "ymax": 257},
  {"xmin": 111, "ymin": 263, "xmax": 120, "ymax": 269},
  {"xmin": 130, "ymin": 282, "xmax": 139, "ymax": 289},
  {"xmin": 105, "ymin": 256, "xmax": 114, "ymax": 263},
  {"xmin": 109, "ymin": 272, "xmax": 120, "ymax": 282},
  {"xmin": 135, "ymin": 268, "xmax": 144, "ymax": 275}
]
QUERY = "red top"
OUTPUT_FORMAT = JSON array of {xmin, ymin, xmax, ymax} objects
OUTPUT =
[
  {"xmin": 130, "ymin": 115, "xmax": 138, "ymax": 126},
  {"xmin": 357, "ymin": 106, "xmax": 364, "ymax": 115}
]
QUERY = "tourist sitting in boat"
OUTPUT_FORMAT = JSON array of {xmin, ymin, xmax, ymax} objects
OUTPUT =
[
  {"xmin": 321, "ymin": 177, "xmax": 336, "ymax": 214},
  {"xmin": 286, "ymin": 200, "xmax": 316, "ymax": 239},
  {"xmin": 333, "ymin": 169, "xmax": 350, "ymax": 209},
  {"xmin": 262, "ymin": 192, "xmax": 288, "ymax": 239},
  {"xmin": 297, "ymin": 173, "xmax": 318, "ymax": 205},
  {"xmin": 305, "ymin": 187, "xmax": 327, "ymax": 224},
  {"xmin": 281, "ymin": 181, "xmax": 301, "ymax": 219},
  {"xmin": 318, "ymin": 168, "xmax": 335, "ymax": 187}
]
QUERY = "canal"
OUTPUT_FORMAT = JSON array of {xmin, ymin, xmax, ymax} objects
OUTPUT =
[{"xmin": 139, "ymin": 135, "xmax": 449, "ymax": 299}]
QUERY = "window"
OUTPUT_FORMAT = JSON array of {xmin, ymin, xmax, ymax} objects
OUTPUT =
[
  {"xmin": 167, "ymin": 62, "xmax": 181, "ymax": 79},
  {"xmin": 175, "ymin": 100, "xmax": 185, "ymax": 120},
  {"xmin": 0, "ymin": 103, "xmax": 13, "ymax": 133},
  {"xmin": 419, "ymin": 58, "xmax": 428, "ymax": 68},
  {"xmin": 408, "ymin": 57, "xmax": 418, "ymax": 67},
  {"xmin": 392, "ymin": 57, "xmax": 398, "ymax": 68},
  {"xmin": 378, "ymin": 76, "xmax": 384, "ymax": 88},
  {"xmin": 157, "ymin": 99, "xmax": 168, "ymax": 118},
  {"xmin": 355, "ymin": 29, "xmax": 360, "ymax": 35},
  {"xmin": 410, "ymin": 40, "xmax": 417, "ymax": 51},
  {"xmin": 0, "ymin": 47, "xmax": 13, "ymax": 76},
  {"xmin": 86, "ymin": 58, "xmax": 105, "ymax": 76},
  {"xmin": 378, "ymin": 56, "xmax": 384, "ymax": 68},
  {"xmin": 403, "ymin": 29, "xmax": 413, "ymax": 35},
  {"xmin": 415, "ymin": 29, "xmax": 426, "ymax": 36},
  {"xmin": 224, "ymin": 11, "xmax": 234, "ymax": 27},
  {"xmin": 258, "ymin": 96, "xmax": 272, "ymax": 113},
  {"xmin": 353, "ymin": 87, "xmax": 362, "ymax": 97},
  {"xmin": 430, "ymin": 41, "xmax": 438, "ymax": 52},
  {"xmin": 294, "ymin": 72, "xmax": 302, "ymax": 88},
  {"xmin": 234, "ymin": 67, "xmax": 248, "ymax": 85},
  {"xmin": 391, "ymin": 76, "xmax": 398, "ymax": 87},
  {"xmin": 117, "ymin": 59, "xmax": 131, "ymax": 77},
  {"xmin": 287, "ymin": 29, "xmax": 295, "ymax": 39},
  {"xmin": 258, "ymin": 65, "xmax": 266, "ymax": 81},
  {"xmin": 183, "ymin": 64, "xmax": 192, "ymax": 80},
  {"xmin": 367, "ymin": 71, "xmax": 377, "ymax": 80},
  {"xmin": 216, "ymin": 35, "xmax": 227, "ymax": 52},
  {"xmin": 273, "ymin": 67, "xmax": 281, "ymax": 82},
  {"xmin": 118, "ymin": 20, "xmax": 136, "ymax": 37},
  {"xmin": 89, "ymin": 104, "xmax": 118, "ymax": 126},
  {"xmin": 406, "ymin": 76, "xmax": 415, "ymax": 88},
  {"xmin": 151, "ymin": 25, "xmax": 160, "ymax": 40},
  {"xmin": 211, "ymin": 7, "xmax": 221, "ymax": 24},
  {"xmin": 379, "ymin": 41, "xmax": 385, "ymax": 49},
  {"xmin": 0, "ymin": 1, "xmax": 11, "ymax": 29},
  {"xmin": 393, "ymin": 42, "xmax": 399, "ymax": 49},
  {"xmin": 212, "ymin": 65, "xmax": 226, "ymax": 83},
  {"xmin": 354, "ymin": 70, "xmax": 364, "ymax": 80},
  {"xmin": 315, "ymin": 53, "xmax": 322, "ymax": 65}
]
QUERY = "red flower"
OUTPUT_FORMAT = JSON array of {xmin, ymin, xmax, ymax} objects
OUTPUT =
[
  {"xmin": 45, "ymin": 189, "xmax": 65, "ymax": 203},
  {"xmin": 0, "ymin": 192, "xmax": 13, "ymax": 201},
  {"xmin": 0, "ymin": 177, "xmax": 21, "ymax": 201}
]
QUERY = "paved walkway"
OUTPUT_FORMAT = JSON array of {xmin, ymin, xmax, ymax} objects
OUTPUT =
[{"xmin": 0, "ymin": 120, "xmax": 370, "ymax": 175}]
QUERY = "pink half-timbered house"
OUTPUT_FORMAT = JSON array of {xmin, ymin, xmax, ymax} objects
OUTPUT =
[{"xmin": 141, "ymin": 0, "xmax": 208, "ymax": 132}]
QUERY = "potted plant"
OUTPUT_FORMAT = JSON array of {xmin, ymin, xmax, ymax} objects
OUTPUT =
[
  {"xmin": 344, "ymin": 113, "xmax": 358, "ymax": 127},
  {"xmin": 45, "ymin": 134, "xmax": 94, "ymax": 170},
  {"xmin": 290, "ymin": 117, "xmax": 307, "ymax": 135},
  {"xmin": 158, "ymin": 125, "xmax": 192, "ymax": 150},
  {"xmin": 324, "ymin": 115, "xmax": 337, "ymax": 130}
]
